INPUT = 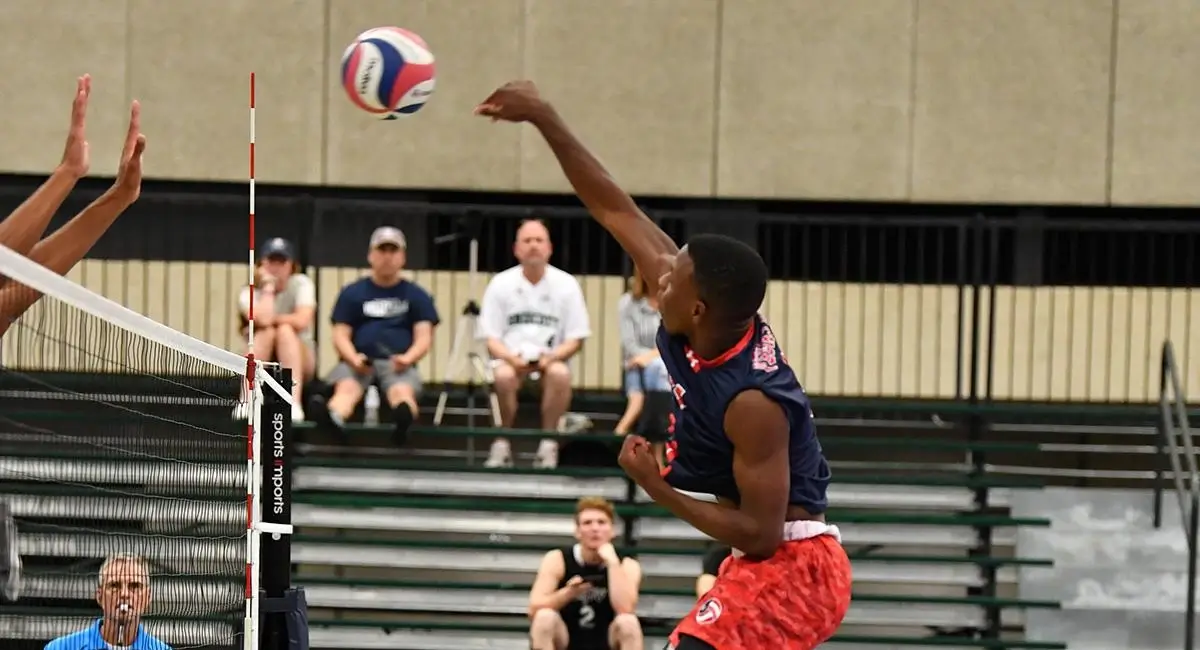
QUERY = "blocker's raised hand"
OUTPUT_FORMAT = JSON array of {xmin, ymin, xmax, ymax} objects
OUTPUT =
[
  {"xmin": 112, "ymin": 100, "xmax": 146, "ymax": 205},
  {"xmin": 59, "ymin": 75, "xmax": 91, "ymax": 179}
]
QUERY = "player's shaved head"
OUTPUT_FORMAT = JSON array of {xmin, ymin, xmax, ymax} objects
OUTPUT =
[{"xmin": 687, "ymin": 234, "xmax": 767, "ymax": 325}]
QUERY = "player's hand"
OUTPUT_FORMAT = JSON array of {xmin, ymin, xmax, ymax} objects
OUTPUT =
[
  {"xmin": 537, "ymin": 354, "xmax": 557, "ymax": 372},
  {"xmin": 618, "ymin": 434, "xmax": 663, "ymax": 487},
  {"xmin": 391, "ymin": 354, "xmax": 412, "ymax": 372},
  {"xmin": 473, "ymin": 80, "xmax": 550, "ymax": 124},
  {"xmin": 597, "ymin": 543, "xmax": 620, "ymax": 565},
  {"xmin": 59, "ymin": 75, "xmax": 91, "ymax": 179},
  {"xmin": 111, "ymin": 100, "xmax": 146, "ymax": 205},
  {"xmin": 565, "ymin": 575, "xmax": 592, "ymax": 596}
]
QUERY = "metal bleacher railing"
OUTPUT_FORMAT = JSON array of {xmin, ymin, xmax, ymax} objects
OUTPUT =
[{"xmin": 1152, "ymin": 339, "xmax": 1198, "ymax": 650}]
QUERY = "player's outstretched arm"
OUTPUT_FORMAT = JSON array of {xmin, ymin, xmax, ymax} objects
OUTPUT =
[
  {"xmin": 0, "ymin": 101, "xmax": 145, "ymax": 336},
  {"xmin": 476, "ymin": 81, "xmax": 678, "ymax": 292},
  {"xmin": 620, "ymin": 390, "xmax": 789, "ymax": 558},
  {"xmin": 0, "ymin": 75, "xmax": 92, "ymax": 257}
]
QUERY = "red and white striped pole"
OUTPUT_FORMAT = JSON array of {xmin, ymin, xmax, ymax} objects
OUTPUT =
[{"xmin": 243, "ymin": 71, "xmax": 259, "ymax": 650}]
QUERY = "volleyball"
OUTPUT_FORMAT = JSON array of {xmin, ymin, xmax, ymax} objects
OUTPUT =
[{"xmin": 340, "ymin": 27, "xmax": 436, "ymax": 120}]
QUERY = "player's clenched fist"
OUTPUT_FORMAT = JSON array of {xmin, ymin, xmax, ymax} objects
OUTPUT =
[
  {"xmin": 473, "ymin": 80, "xmax": 549, "ymax": 124},
  {"xmin": 618, "ymin": 434, "xmax": 662, "ymax": 487}
]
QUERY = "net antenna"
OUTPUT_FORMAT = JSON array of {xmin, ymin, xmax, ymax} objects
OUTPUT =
[
  {"xmin": 244, "ymin": 72, "xmax": 297, "ymax": 650},
  {"xmin": 432, "ymin": 211, "xmax": 502, "ymax": 434}
]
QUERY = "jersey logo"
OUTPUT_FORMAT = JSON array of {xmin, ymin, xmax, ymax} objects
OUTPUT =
[
  {"xmin": 751, "ymin": 326, "xmax": 779, "ymax": 373},
  {"xmin": 684, "ymin": 348, "xmax": 701, "ymax": 372},
  {"xmin": 671, "ymin": 383, "xmax": 687, "ymax": 410},
  {"xmin": 696, "ymin": 597, "xmax": 723, "ymax": 625}
]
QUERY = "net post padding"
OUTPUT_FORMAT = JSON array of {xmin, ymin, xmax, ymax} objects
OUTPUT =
[
  {"xmin": 0, "ymin": 241, "xmax": 291, "ymax": 403},
  {"xmin": 254, "ymin": 366, "xmax": 302, "ymax": 650}
]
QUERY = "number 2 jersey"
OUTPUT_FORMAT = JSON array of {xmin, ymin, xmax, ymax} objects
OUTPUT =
[
  {"xmin": 556, "ymin": 544, "xmax": 621, "ymax": 649},
  {"xmin": 657, "ymin": 314, "xmax": 832, "ymax": 513}
]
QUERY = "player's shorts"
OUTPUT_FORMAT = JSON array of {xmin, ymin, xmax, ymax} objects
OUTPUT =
[
  {"xmin": 327, "ymin": 359, "xmax": 422, "ymax": 395},
  {"xmin": 669, "ymin": 521, "xmax": 852, "ymax": 650}
]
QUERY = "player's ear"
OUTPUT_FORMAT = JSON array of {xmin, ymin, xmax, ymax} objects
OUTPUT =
[{"xmin": 692, "ymin": 299, "xmax": 706, "ymax": 322}]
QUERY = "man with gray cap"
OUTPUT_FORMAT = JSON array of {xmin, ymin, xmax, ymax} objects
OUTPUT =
[{"xmin": 310, "ymin": 226, "xmax": 439, "ymax": 443}]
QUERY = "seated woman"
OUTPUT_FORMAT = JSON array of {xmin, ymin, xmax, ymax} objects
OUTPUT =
[
  {"xmin": 232, "ymin": 237, "xmax": 316, "ymax": 421},
  {"xmin": 613, "ymin": 268, "xmax": 671, "ymax": 461}
]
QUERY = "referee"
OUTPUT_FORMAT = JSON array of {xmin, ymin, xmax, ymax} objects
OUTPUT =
[{"xmin": 44, "ymin": 554, "xmax": 171, "ymax": 650}]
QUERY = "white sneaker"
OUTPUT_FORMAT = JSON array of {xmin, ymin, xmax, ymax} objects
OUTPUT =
[
  {"xmin": 231, "ymin": 402, "xmax": 250, "ymax": 421},
  {"xmin": 534, "ymin": 438, "xmax": 559, "ymax": 469},
  {"xmin": 292, "ymin": 403, "xmax": 306, "ymax": 422},
  {"xmin": 484, "ymin": 439, "xmax": 513, "ymax": 468},
  {"xmin": 557, "ymin": 413, "xmax": 593, "ymax": 434}
]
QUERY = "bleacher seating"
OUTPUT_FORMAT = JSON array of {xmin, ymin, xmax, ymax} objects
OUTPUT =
[
  {"xmin": 290, "ymin": 422, "xmax": 1063, "ymax": 650},
  {"xmin": 21, "ymin": 373, "xmax": 1193, "ymax": 649}
]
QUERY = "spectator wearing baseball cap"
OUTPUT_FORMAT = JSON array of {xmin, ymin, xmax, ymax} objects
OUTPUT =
[
  {"xmin": 234, "ymin": 237, "xmax": 317, "ymax": 421},
  {"xmin": 310, "ymin": 226, "xmax": 440, "ymax": 444}
]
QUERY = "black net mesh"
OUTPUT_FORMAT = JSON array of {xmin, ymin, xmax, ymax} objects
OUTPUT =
[{"xmin": 0, "ymin": 286, "xmax": 246, "ymax": 650}]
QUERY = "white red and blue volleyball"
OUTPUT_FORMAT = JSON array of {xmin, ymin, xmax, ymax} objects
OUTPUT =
[{"xmin": 340, "ymin": 27, "xmax": 436, "ymax": 120}]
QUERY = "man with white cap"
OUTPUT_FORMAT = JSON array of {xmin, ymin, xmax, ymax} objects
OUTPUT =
[{"xmin": 309, "ymin": 226, "xmax": 440, "ymax": 444}]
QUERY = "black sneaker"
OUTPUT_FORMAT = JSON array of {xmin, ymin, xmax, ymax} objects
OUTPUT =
[
  {"xmin": 308, "ymin": 394, "xmax": 347, "ymax": 443},
  {"xmin": 391, "ymin": 405, "xmax": 414, "ymax": 447}
]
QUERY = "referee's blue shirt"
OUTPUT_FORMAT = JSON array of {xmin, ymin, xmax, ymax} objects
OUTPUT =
[{"xmin": 44, "ymin": 619, "xmax": 171, "ymax": 650}]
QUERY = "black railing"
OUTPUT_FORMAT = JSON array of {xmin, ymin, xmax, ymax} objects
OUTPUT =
[{"xmin": 1153, "ymin": 340, "xmax": 1198, "ymax": 650}]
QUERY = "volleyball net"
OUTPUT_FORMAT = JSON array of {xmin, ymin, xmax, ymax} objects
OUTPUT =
[{"xmin": 0, "ymin": 241, "xmax": 296, "ymax": 650}]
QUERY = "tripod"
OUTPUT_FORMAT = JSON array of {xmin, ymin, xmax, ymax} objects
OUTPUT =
[{"xmin": 432, "ymin": 217, "xmax": 501, "ymax": 431}]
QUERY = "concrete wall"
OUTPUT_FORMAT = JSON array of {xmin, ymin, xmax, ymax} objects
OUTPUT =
[
  {"xmin": 0, "ymin": 1, "xmax": 1197, "ymax": 204},
  {"xmin": 4, "ymin": 261, "xmax": 1197, "ymax": 401}
]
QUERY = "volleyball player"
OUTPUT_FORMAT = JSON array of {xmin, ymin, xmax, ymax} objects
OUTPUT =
[
  {"xmin": 477, "ymin": 82, "xmax": 851, "ymax": 649},
  {"xmin": 0, "ymin": 75, "xmax": 146, "ymax": 337},
  {"xmin": 528, "ymin": 497, "xmax": 643, "ymax": 650}
]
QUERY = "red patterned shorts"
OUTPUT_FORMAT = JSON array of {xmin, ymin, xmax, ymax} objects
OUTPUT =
[{"xmin": 669, "ymin": 528, "xmax": 852, "ymax": 650}]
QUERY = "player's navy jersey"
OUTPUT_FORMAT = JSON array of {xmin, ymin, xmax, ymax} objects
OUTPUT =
[
  {"xmin": 556, "ymin": 544, "xmax": 618, "ymax": 649},
  {"xmin": 657, "ymin": 315, "xmax": 832, "ymax": 513}
]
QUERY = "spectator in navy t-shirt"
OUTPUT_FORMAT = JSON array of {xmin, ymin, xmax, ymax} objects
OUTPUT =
[{"xmin": 309, "ymin": 226, "xmax": 439, "ymax": 443}]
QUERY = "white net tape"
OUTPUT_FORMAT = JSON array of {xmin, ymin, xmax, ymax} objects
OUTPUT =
[{"xmin": 0, "ymin": 243, "xmax": 289, "ymax": 403}]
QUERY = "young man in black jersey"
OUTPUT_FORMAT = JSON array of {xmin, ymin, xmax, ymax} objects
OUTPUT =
[{"xmin": 528, "ymin": 497, "xmax": 643, "ymax": 650}]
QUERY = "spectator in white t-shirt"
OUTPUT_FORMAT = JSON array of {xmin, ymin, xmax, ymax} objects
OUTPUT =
[
  {"xmin": 477, "ymin": 219, "xmax": 591, "ymax": 468},
  {"xmin": 233, "ymin": 237, "xmax": 316, "ymax": 421}
]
